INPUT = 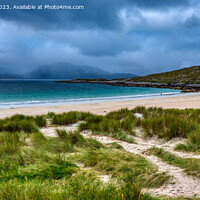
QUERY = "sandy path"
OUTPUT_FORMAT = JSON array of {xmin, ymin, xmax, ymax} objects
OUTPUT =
[
  {"xmin": 1, "ymin": 93, "xmax": 200, "ymax": 118},
  {"xmin": 83, "ymin": 133, "xmax": 200, "ymax": 197},
  {"xmin": 40, "ymin": 124, "xmax": 200, "ymax": 197},
  {"xmin": 134, "ymin": 129, "xmax": 200, "ymax": 159},
  {"xmin": 40, "ymin": 123, "xmax": 79, "ymax": 137}
]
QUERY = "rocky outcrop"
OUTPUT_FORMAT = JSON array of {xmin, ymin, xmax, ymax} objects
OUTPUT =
[{"xmin": 55, "ymin": 80, "xmax": 200, "ymax": 92}]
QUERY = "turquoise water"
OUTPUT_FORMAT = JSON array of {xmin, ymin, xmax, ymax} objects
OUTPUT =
[{"xmin": 0, "ymin": 80, "xmax": 180, "ymax": 108}]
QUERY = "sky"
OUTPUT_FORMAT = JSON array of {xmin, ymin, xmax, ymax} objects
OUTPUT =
[{"xmin": 0, "ymin": 0, "xmax": 200, "ymax": 75}]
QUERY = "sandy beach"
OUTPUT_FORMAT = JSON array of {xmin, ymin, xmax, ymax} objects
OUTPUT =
[{"xmin": 1, "ymin": 93, "xmax": 200, "ymax": 118}]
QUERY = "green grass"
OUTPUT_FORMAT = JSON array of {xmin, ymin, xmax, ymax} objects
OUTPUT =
[
  {"xmin": 0, "ymin": 132, "xmax": 21, "ymax": 155},
  {"xmin": 128, "ymin": 65, "xmax": 200, "ymax": 84},
  {"xmin": 91, "ymin": 131, "xmax": 135, "ymax": 143},
  {"xmin": 35, "ymin": 108, "xmax": 200, "ymax": 153},
  {"xmin": 67, "ymin": 148, "xmax": 170, "ymax": 189},
  {"xmin": 106, "ymin": 142, "xmax": 124, "ymax": 150},
  {"xmin": 2, "ymin": 108, "xmax": 200, "ymax": 199},
  {"xmin": 148, "ymin": 147, "xmax": 200, "ymax": 178},
  {"xmin": 2, "ymin": 160, "xmax": 78, "ymax": 181},
  {"xmin": 0, "ymin": 112, "xmax": 167, "ymax": 200},
  {"xmin": 106, "ymin": 108, "xmax": 131, "ymax": 120},
  {"xmin": 133, "ymin": 107, "xmax": 199, "ymax": 140},
  {"xmin": 131, "ymin": 107, "xmax": 200, "ymax": 153},
  {"xmin": 0, "ymin": 125, "xmax": 161, "ymax": 200},
  {"xmin": 0, "ymin": 114, "xmax": 47, "ymax": 133},
  {"xmin": 175, "ymin": 127, "xmax": 200, "ymax": 153},
  {"xmin": 50, "ymin": 107, "xmax": 200, "ymax": 149},
  {"xmin": 0, "ymin": 171, "xmax": 159, "ymax": 200},
  {"xmin": 34, "ymin": 115, "xmax": 47, "ymax": 127},
  {"xmin": 78, "ymin": 113, "xmax": 136, "ymax": 143},
  {"xmin": 51, "ymin": 111, "xmax": 91, "ymax": 125},
  {"xmin": 31, "ymin": 130, "xmax": 104, "ymax": 154},
  {"xmin": 56, "ymin": 129, "xmax": 104, "ymax": 149},
  {"xmin": 0, "ymin": 118, "xmax": 38, "ymax": 133}
]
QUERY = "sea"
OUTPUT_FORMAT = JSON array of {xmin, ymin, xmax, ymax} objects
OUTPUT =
[{"xmin": 0, "ymin": 79, "xmax": 181, "ymax": 108}]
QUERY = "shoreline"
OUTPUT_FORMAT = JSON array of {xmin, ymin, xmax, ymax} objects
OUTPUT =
[
  {"xmin": 0, "ymin": 90, "xmax": 181, "ymax": 109},
  {"xmin": 1, "ymin": 92, "xmax": 200, "ymax": 118},
  {"xmin": 56, "ymin": 79, "xmax": 200, "ymax": 92}
]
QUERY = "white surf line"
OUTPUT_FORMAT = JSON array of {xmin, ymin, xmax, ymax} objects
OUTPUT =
[{"xmin": 80, "ymin": 131, "xmax": 200, "ymax": 198}]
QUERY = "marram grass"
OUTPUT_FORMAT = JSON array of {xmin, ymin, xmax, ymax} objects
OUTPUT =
[{"xmin": 1, "ymin": 107, "xmax": 200, "ymax": 199}]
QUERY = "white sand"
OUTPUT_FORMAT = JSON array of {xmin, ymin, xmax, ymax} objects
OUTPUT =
[{"xmin": 1, "ymin": 93, "xmax": 200, "ymax": 118}]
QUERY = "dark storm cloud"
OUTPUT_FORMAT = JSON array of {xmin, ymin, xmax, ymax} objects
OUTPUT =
[
  {"xmin": 0, "ymin": 0, "xmax": 121, "ymax": 30},
  {"xmin": 0, "ymin": 0, "xmax": 192, "ymax": 30},
  {"xmin": 0, "ymin": 0, "xmax": 200, "ymax": 75},
  {"xmin": 45, "ymin": 30, "xmax": 141, "ymax": 56},
  {"xmin": 129, "ymin": 0, "xmax": 190, "ymax": 9}
]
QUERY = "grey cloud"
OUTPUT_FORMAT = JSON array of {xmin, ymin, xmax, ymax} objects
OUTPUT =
[
  {"xmin": 0, "ymin": 0, "xmax": 194, "ymax": 30},
  {"xmin": 44, "ymin": 30, "xmax": 141, "ymax": 56},
  {"xmin": 184, "ymin": 14, "xmax": 200, "ymax": 28},
  {"xmin": 130, "ymin": 0, "xmax": 190, "ymax": 9},
  {"xmin": 0, "ymin": 0, "xmax": 200, "ymax": 75}
]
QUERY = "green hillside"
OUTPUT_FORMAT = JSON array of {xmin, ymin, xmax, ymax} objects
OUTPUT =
[{"xmin": 129, "ymin": 65, "xmax": 200, "ymax": 84}]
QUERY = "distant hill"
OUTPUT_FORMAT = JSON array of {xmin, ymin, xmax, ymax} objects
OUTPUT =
[
  {"xmin": 128, "ymin": 65, "xmax": 200, "ymax": 84},
  {"xmin": 64, "ymin": 65, "xmax": 200, "ymax": 92},
  {"xmin": 0, "ymin": 73, "xmax": 21, "ymax": 79},
  {"xmin": 24, "ymin": 63, "xmax": 137, "ymax": 79}
]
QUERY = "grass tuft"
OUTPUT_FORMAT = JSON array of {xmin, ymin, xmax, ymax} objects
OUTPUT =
[
  {"xmin": 148, "ymin": 147, "xmax": 200, "ymax": 178},
  {"xmin": 68, "ymin": 148, "xmax": 170, "ymax": 189},
  {"xmin": 51, "ymin": 111, "xmax": 91, "ymax": 125}
]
